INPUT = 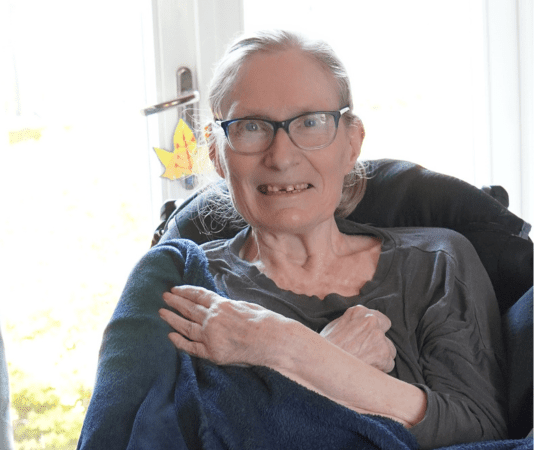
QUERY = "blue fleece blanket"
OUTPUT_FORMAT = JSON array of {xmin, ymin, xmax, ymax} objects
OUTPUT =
[{"xmin": 77, "ymin": 240, "xmax": 532, "ymax": 450}]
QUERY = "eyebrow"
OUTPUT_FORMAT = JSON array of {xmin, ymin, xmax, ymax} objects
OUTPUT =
[
  {"xmin": 225, "ymin": 98, "xmax": 335, "ymax": 121},
  {"xmin": 228, "ymin": 108, "xmax": 328, "ymax": 122},
  {"xmin": 233, "ymin": 113, "xmax": 272, "ymax": 120}
]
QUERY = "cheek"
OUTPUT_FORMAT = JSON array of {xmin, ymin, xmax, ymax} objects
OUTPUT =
[
  {"xmin": 213, "ymin": 150, "xmax": 249, "ymax": 217},
  {"xmin": 214, "ymin": 144, "xmax": 231, "ymax": 179},
  {"xmin": 225, "ymin": 169, "xmax": 261, "ymax": 222},
  {"xmin": 313, "ymin": 148, "xmax": 354, "ymax": 210},
  {"xmin": 321, "ymin": 151, "xmax": 351, "ymax": 189}
]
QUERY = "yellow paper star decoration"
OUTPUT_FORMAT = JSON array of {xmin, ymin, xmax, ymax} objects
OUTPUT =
[{"xmin": 153, "ymin": 119, "xmax": 213, "ymax": 180}]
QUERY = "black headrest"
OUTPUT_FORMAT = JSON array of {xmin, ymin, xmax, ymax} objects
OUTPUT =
[
  {"xmin": 161, "ymin": 159, "xmax": 532, "ymax": 312},
  {"xmin": 349, "ymin": 160, "xmax": 524, "ymax": 231}
]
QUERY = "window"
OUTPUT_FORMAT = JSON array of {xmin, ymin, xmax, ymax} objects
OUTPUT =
[
  {"xmin": 243, "ymin": 0, "xmax": 533, "ymax": 225},
  {"xmin": 1, "ymin": 1, "xmax": 530, "ymax": 448},
  {"xmin": 1, "ymin": 1, "xmax": 154, "ymax": 447}
]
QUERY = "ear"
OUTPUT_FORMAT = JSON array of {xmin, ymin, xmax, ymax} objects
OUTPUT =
[
  {"xmin": 206, "ymin": 124, "xmax": 226, "ymax": 179},
  {"xmin": 345, "ymin": 120, "xmax": 364, "ymax": 174}
]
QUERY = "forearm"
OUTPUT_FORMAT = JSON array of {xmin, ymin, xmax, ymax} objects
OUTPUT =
[
  {"xmin": 268, "ymin": 319, "xmax": 426, "ymax": 427},
  {"xmin": 160, "ymin": 286, "xmax": 426, "ymax": 426}
]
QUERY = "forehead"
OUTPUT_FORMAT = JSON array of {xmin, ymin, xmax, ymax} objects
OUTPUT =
[{"xmin": 223, "ymin": 48, "xmax": 339, "ymax": 120}]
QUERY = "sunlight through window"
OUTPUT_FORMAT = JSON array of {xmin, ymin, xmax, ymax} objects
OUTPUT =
[{"xmin": 1, "ymin": 1, "xmax": 153, "ymax": 448}]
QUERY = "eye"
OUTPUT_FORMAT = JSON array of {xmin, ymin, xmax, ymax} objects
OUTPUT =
[
  {"xmin": 299, "ymin": 114, "xmax": 328, "ymax": 129},
  {"xmin": 229, "ymin": 119, "xmax": 271, "ymax": 141},
  {"xmin": 234, "ymin": 120, "xmax": 266, "ymax": 134},
  {"xmin": 244, "ymin": 121, "xmax": 260, "ymax": 132}
]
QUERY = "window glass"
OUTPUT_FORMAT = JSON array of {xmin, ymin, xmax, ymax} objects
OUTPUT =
[
  {"xmin": 243, "ymin": 0, "xmax": 486, "ymax": 186},
  {"xmin": 1, "ymin": 1, "xmax": 153, "ymax": 447}
]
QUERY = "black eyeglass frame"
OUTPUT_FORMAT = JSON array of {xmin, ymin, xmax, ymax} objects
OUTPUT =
[{"xmin": 214, "ymin": 106, "xmax": 351, "ymax": 154}]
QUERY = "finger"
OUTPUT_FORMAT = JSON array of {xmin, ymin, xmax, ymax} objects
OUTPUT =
[
  {"xmin": 163, "ymin": 291, "xmax": 206, "ymax": 323},
  {"xmin": 374, "ymin": 339, "xmax": 396, "ymax": 373},
  {"xmin": 384, "ymin": 357, "xmax": 396, "ymax": 374},
  {"xmin": 386, "ymin": 337, "xmax": 397, "ymax": 359},
  {"xmin": 365, "ymin": 310, "xmax": 391, "ymax": 333},
  {"xmin": 159, "ymin": 308, "xmax": 202, "ymax": 342},
  {"xmin": 320, "ymin": 316, "xmax": 340, "ymax": 336},
  {"xmin": 170, "ymin": 285, "xmax": 215, "ymax": 308},
  {"xmin": 350, "ymin": 305, "xmax": 391, "ymax": 331},
  {"xmin": 167, "ymin": 331, "xmax": 207, "ymax": 359}
]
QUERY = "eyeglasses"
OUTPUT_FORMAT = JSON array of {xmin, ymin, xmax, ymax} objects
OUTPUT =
[{"xmin": 215, "ymin": 106, "xmax": 350, "ymax": 154}]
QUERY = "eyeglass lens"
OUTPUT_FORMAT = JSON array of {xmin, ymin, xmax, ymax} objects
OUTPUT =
[{"xmin": 227, "ymin": 112, "xmax": 337, "ymax": 153}]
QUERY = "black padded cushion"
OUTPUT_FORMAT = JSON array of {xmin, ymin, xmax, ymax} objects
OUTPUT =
[{"xmin": 162, "ymin": 159, "xmax": 533, "ymax": 313}]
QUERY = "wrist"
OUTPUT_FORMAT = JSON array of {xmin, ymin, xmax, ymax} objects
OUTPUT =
[
  {"xmin": 259, "ymin": 314, "xmax": 309, "ymax": 371},
  {"xmin": 265, "ymin": 318, "xmax": 322, "ymax": 379}
]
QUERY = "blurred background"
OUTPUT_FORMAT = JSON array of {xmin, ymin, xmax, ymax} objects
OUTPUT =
[{"xmin": 1, "ymin": 0, "xmax": 531, "ymax": 448}]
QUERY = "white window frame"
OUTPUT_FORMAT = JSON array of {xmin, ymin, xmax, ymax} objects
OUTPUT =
[
  {"xmin": 146, "ymin": 0, "xmax": 533, "ymax": 226},
  {"xmin": 143, "ymin": 0, "xmax": 243, "ymax": 225},
  {"xmin": 484, "ymin": 0, "xmax": 533, "ymax": 224}
]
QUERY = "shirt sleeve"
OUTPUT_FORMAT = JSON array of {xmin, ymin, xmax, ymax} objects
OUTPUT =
[{"xmin": 404, "ymin": 232, "xmax": 508, "ymax": 449}]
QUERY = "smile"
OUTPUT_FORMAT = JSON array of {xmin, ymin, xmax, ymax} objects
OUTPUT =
[{"xmin": 257, "ymin": 183, "xmax": 313, "ymax": 195}]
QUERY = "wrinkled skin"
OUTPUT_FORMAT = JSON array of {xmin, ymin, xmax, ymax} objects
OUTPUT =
[{"xmin": 160, "ymin": 286, "xmax": 396, "ymax": 373}]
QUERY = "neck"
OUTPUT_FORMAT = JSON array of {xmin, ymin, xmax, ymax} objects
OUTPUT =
[
  {"xmin": 240, "ymin": 218, "xmax": 381, "ymax": 299},
  {"xmin": 241, "ymin": 218, "xmax": 351, "ymax": 272}
]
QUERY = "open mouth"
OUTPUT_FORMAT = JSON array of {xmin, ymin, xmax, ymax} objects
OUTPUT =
[{"xmin": 257, "ymin": 183, "xmax": 313, "ymax": 195}]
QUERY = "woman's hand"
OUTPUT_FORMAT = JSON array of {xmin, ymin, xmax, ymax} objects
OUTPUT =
[
  {"xmin": 161, "ymin": 287, "xmax": 424, "ymax": 426},
  {"xmin": 320, "ymin": 305, "xmax": 396, "ymax": 373},
  {"xmin": 159, "ymin": 286, "xmax": 286, "ymax": 367}
]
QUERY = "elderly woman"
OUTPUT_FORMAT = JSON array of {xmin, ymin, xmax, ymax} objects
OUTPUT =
[{"xmin": 77, "ymin": 31, "xmax": 508, "ymax": 450}]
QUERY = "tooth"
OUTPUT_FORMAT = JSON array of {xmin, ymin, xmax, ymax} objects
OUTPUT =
[{"xmin": 263, "ymin": 184, "xmax": 312, "ymax": 193}]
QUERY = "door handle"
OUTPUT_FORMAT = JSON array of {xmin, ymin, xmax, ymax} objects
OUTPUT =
[
  {"xmin": 142, "ymin": 90, "xmax": 199, "ymax": 116},
  {"xmin": 142, "ymin": 67, "xmax": 199, "ymax": 123}
]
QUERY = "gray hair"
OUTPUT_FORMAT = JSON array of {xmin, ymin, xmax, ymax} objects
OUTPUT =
[{"xmin": 204, "ymin": 29, "xmax": 366, "ymax": 226}]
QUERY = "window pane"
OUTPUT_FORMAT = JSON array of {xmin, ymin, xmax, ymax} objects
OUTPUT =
[
  {"xmin": 1, "ymin": 1, "xmax": 153, "ymax": 447},
  {"xmin": 243, "ymin": 0, "xmax": 486, "ymax": 186}
]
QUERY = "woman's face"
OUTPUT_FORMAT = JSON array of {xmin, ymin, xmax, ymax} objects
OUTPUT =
[{"xmin": 212, "ymin": 48, "xmax": 362, "ymax": 234}]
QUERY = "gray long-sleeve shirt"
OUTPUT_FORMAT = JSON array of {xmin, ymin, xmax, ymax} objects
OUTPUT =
[{"xmin": 201, "ymin": 220, "xmax": 508, "ymax": 449}]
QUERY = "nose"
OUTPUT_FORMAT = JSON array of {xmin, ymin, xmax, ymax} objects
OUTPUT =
[{"xmin": 263, "ymin": 128, "xmax": 300, "ymax": 171}]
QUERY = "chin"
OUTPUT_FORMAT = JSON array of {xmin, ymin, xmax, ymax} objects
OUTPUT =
[{"xmin": 251, "ymin": 210, "xmax": 329, "ymax": 234}]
